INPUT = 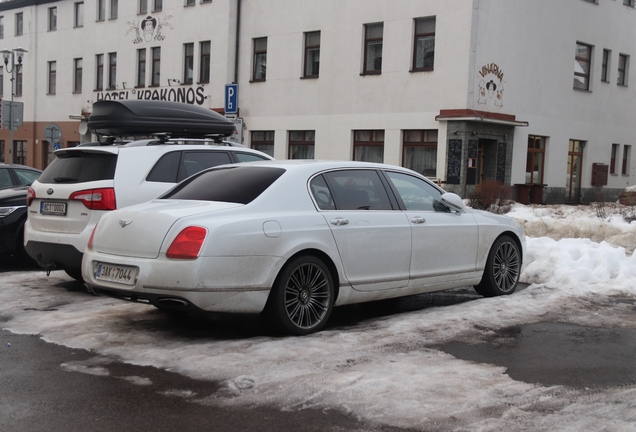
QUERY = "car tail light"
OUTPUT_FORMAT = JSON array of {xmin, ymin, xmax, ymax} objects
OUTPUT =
[
  {"xmin": 166, "ymin": 226, "xmax": 207, "ymax": 260},
  {"xmin": 87, "ymin": 222, "xmax": 98, "ymax": 251},
  {"xmin": 27, "ymin": 187, "xmax": 36, "ymax": 207},
  {"xmin": 69, "ymin": 188, "xmax": 117, "ymax": 210}
]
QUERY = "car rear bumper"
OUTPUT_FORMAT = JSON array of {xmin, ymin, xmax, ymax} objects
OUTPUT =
[{"xmin": 24, "ymin": 240, "xmax": 84, "ymax": 270}]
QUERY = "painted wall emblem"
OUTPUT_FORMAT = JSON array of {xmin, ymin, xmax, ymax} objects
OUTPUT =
[
  {"xmin": 477, "ymin": 63, "xmax": 505, "ymax": 108},
  {"xmin": 126, "ymin": 15, "xmax": 174, "ymax": 44}
]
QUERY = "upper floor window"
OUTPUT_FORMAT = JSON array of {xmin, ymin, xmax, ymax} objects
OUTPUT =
[
  {"xmin": 185, "ymin": 0, "xmax": 196, "ymax": 6},
  {"xmin": 153, "ymin": 0, "xmax": 163, "ymax": 12},
  {"xmin": 15, "ymin": 69, "xmax": 22, "ymax": 96},
  {"xmin": 95, "ymin": 54, "xmax": 104, "ymax": 90},
  {"xmin": 623, "ymin": 0, "xmax": 634, "ymax": 6},
  {"xmin": 110, "ymin": 0, "xmax": 118, "ymax": 19},
  {"xmin": 413, "ymin": 17, "xmax": 435, "ymax": 72},
  {"xmin": 47, "ymin": 61, "xmax": 56, "ymax": 95},
  {"xmin": 601, "ymin": 49, "xmax": 610, "ymax": 82},
  {"xmin": 303, "ymin": 31, "xmax": 320, "ymax": 78},
  {"xmin": 363, "ymin": 23, "xmax": 383, "ymax": 75},
  {"xmin": 0, "ymin": 67, "xmax": 4, "ymax": 96},
  {"xmin": 151, "ymin": 47, "xmax": 161, "ymax": 86},
  {"xmin": 97, "ymin": 0, "xmax": 106, "ymax": 21},
  {"xmin": 74, "ymin": 2, "xmax": 84, "ymax": 28},
  {"xmin": 574, "ymin": 42, "xmax": 592, "ymax": 91},
  {"xmin": 48, "ymin": 7, "xmax": 57, "ymax": 31},
  {"xmin": 108, "ymin": 52, "xmax": 117, "ymax": 89},
  {"xmin": 199, "ymin": 41, "xmax": 210, "ymax": 83},
  {"xmin": 252, "ymin": 37, "xmax": 267, "ymax": 81},
  {"xmin": 15, "ymin": 12, "xmax": 23, "ymax": 36},
  {"xmin": 138, "ymin": 0, "xmax": 147, "ymax": 14},
  {"xmin": 73, "ymin": 58, "xmax": 83, "ymax": 93},
  {"xmin": 0, "ymin": 16, "xmax": 4, "ymax": 39},
  {"xmin": 618, "ymin": 54, "xmax": 629, "ymax": 86},
  {"xmin": 289, "ymin": 131, "xmax": 315, "ymax": 159},
  {"xmin": 183, "ymin": 43, "xmax": 194, "ymax": 84},
  {"xmin": 354, "ymin": 130, "xmax": 384, "ymax": 163},
  {"xmin": 137, "ymin": 48, "xmax": 146, "ymax": 87}
]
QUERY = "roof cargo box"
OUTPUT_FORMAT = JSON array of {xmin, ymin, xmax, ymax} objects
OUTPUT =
[{"xmin": 88, "ymin": 100, "xmax": 235, "ymax": 138}]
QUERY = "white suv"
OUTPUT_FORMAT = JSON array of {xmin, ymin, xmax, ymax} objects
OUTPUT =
[{"xmin": 25, "ymin": 139, "xmax": 272, "ymax": 280}]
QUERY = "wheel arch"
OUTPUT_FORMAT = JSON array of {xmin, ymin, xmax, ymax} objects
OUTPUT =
[{"xmin": 274, "ymin": 248, "xmax": 341, "ymax": 303}]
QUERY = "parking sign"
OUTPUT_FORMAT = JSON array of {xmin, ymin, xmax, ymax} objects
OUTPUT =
[{"xmin": 225, "ymin": 83, "xmax": 238, "ymax": 114}]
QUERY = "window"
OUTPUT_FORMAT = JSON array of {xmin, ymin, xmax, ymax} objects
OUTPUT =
[
  {"xmin": 303, "ymin": 31, "xmax": 320, "ymax": 78},
  {"xmin": 202, "ymin": 0, "xmax": 212, "ymax": 3},
  {"xmin": 0, "ymin": 141, "xmax": 4, "ymax": 162},
  {"xmin": 251, "ymin": 131, "xmax": 274, "ymax": 157},
  {"xmin": 566, "ymin": 140, "xmax": 584, "ymax": 203},
  {"xmin": 526, "ymin": 136, "xmax": 546, "ymax": 184},
  {"xmin": 108, "ymin": 52, "xmax": 117, "ymax": 89},
  {"xmin": 363, "ymin": 23, "xmax": 383, "ymax": 75},
  {"xmin": 47, "ymin": 61, "xmax": 56, "ymax": 95},
  {"xmin": 151, "ymin": 47, "xmax": 161, "ymax": 86},
  {"xmin": 95, "ymin": 54, "xmax": 104, "ymax": 90},
  {"xmin": 138, "ymin": 0, "xmax": 147, "ymax": 14},
  {"xmin": 413, "ymin": 17, "xmax": 435, "ymax": 72},
  {"xmin": 97, "ymin": 0, "xmax": 105, "ymax": 21},
  {"xmin": 136, "ymin": 49, "xmax": 146, "ymax": 87},
  {"xmin": 16, "ymin": 68, "xmax": 22, "ymax": 96},
  {"xmin": 110, "ymin": 0, "xmax": 118, "ymax": 19},
  {"xmin": 252, "ymin": 37, "xmax": 267, "ymax": 81},
  {"xmin": 624, "ymin": 0, "xmax": 634, "ymax": 6},
  {"xmin": 153, "ymin": 0, "xmax": 163, "ymax": 12},
  {"xmin": 622, "ymin": 145, "xmax": 631, "ymax": 175},
  {"xmin": 322, "ymin": 170, "xmax": 392, "ymax": 211},
  {"xmin": 73, "ymin": 58, "xmax": 82, "ymax": 93},
  {"xmin": 610, "ymin": 143, "xmax": 619, "ymax": 174},
  {"xmin": 15, "ymin": 12, "xmax": 23, "ymax": 36},
  {"xmin": 354, "ymin": 130, "xmax": 384, "ymax": 163},
  {"xmin": 185, "ymin": 0, "xmax": 196, "ymax": 6},
  {"xmin": 386, "ymin": 171, "xmax": 447, "ymax": 213},
  {"xmin": 199, "ymin": 41, "xmax": 210, "ymax": 83},
  {"xmin": 0, "ymin": 67, "xmax": 3, "ymax": 97},
  {"xmin": 618, "ymin": 54, "xmax": 629, "ymax": 86},
  {"xmin": 14, "ymin": 141, "xmax": 26, "ymax": 165},
  {"xmin": 601, "ymin": 49, "xmax": 610, "ymax": 82},
  {"xmin": 288, "ymin": 131, "xmax": 315, "ymax": 159},
  {"xmin": 48, "ymin": 7, "xmax": 57, "ymax": 31},
  {"xmin": 183, "ymin": 43, "xmax": 194, "ymax": 85},
  {"xmin": 403, "ymin": 130, "xmax": 438, "ymax": 177},
  {"xmin": 74, "ymin": 2, "xmax": 84, "ymax": 27},
  {"xmin": 0, "ymin": 16, "xmax": 4, "ymax": 39},
  {"xmin": 574, "ymin": 42, "xmax": 592, "ymax": 91}
]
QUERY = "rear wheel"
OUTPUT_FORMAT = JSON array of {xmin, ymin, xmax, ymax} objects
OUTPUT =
[
  {"xmin": 267, "ymin": 255, "xmax": 334, "ymax": 335},
  {"xmin": 64, "ymin": 267, "xmax": 84, "ymax": 282},
  {"xmin": 474, "ymin": 235, "xmax": 521, "ymax": 297}
]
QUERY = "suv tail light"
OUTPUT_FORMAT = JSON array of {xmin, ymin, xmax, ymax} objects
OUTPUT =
[
  {"xmin": 69, "ymin": 188, "xmax": 117, "ymax": 210},
  {"xmin": 166, "ymin": 226, "xmax": 207, "ymax": 260},
  {"xmin": 27, "ymin": 187, "xmax": 36, "ymax": 207}
]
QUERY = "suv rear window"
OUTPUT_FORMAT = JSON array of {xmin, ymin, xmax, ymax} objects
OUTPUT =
[
  {"xmin": 162, "ymin": 166, "xmax": 285, "ymax": 204},
  {"xmin": 38, "ymin": 152, "xmax": 117, "ymax": 184}
]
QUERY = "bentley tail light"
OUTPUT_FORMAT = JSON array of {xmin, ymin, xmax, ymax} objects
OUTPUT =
[
  {"xmin": 70, "ymin": 188, "xmax": 117, "ymax": 210},
  {"xmin": 26, "ymin": 187, "xmax": 36, "ymax": 207},
  {"xmin": 87, "ymin": 222, "xmax": 98, "ymax": 251},
  {"xmin": 166, "ymin": 226, "xmax": 208, "ymax": 260}
]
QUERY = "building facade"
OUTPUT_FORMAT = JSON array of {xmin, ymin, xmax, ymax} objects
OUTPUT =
[{"xmin": 0, "ymin": 0, "xmax": 634, "ymax": 204}]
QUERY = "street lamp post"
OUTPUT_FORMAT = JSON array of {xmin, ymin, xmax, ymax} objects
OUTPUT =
[{"xmin": 1, "ymin": 47, "xmax": 27, "ymax": 164}]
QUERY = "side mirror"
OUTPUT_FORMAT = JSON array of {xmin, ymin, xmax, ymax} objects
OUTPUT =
[{"xmin": 440, "ymin": 192, "xmax": 465, "ymax": 213}]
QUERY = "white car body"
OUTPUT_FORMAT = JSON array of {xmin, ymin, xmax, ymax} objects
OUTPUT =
[
  {"xmin": 82, "ymin": 161, "xmax": 526, "ymax": 334},
  {"xmin": 25, "ymin": 141, "xmax": 272, "ymax": 278}
]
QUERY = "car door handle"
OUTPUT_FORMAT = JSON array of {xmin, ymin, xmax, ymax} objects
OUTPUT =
[
  {"xmin": 330, "ymin": 218, "xmax": 349, "ymax": 226},
  {"xmin": 410, "ymin": 216, "xmax": 426, "ymax": 224}
]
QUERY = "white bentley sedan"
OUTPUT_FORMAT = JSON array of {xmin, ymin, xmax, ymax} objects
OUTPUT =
[{"xmin": 82, "ymin": 161, "xmax": 525, "ymax": 335}]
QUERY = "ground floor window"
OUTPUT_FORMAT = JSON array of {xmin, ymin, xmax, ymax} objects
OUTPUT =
[
  {"xmin": 526, "ymin": 135, "xmax": 546, "ymax": 184},
  {"xmin": 567, "ymin": 140, "xmax": 584, "ymax": 203},
  {"xmin": 0, "ymin": 140, "xmax": 4, "ymax": 162},
  {"xmin": 610, "ymin": 144, "xmax": 619, "ymax": 174},
  {"xmin": 288, "ymin": 130, "xmax": 315, "ymax": 159},
  {"xmin": 250, "ymin": 131, "xmax": 274, "ymax": 157},
  {"xmin": 402, "ymin": 130, "xmax": 437, "ymax": 177},
  {"xmin": 622, "ymin": 145, "xmax": 631, "ymax": 175},
  {"xmin": 353, "ymin": 130, "xmax": 384, "ymax": 163},
  {"xmin": 14, "ymin": 140, "xmax": 27, "ymax": 165}
]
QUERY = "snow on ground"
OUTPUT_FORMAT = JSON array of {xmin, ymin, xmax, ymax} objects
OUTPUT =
[{"xmin": 2, "ymin": 203, "xmax": 636, "ymax": 430}]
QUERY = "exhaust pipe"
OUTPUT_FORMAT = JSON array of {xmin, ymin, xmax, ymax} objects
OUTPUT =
[
  {"xmin": 156, "ymin": 298, "xmax": 190, "ymax": 308},
  {"xmin": 85, "ymin": 284, "xmax": 99, "ymax": 296}
]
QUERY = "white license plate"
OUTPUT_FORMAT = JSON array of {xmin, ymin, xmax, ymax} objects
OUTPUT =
[
  {"xmin": 40, "ymin": 201, "xmax": 67, "ymax": 216},
  {"xmin": 95, "ymin": 262, "xmax": 137, "ymax": 286}
]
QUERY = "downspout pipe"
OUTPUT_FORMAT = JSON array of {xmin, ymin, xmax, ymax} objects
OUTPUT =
[{"xmin": 234, "ymin": 0, "xmax": 241, "ymax": 84}]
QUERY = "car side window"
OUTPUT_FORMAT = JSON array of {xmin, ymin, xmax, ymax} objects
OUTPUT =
[
  {"xmin": 234, "ymin": 152, "xmax": 270, "ymax": 162},
  {"xmin": 0, "ymin": 168, "xmax": 12, "ymax": 188},
  {"xmin": 146, "ymin": 151, "xmax": 181, "ymax": 183},
  {"xmin": 324, "ymin": 170, "xmax": 392, "ymax": 210},
  {"xmin": 177, "ymin": 151, "xmax": 233, "ymax": 182},
  {"xmin": 15, "ymin": 169, "xmax": 41, "ymax": 186},
  {"xmin": 385, "ymin": 171, "xmax": 448, "ymax": 212},
  {"xmin": 309, "ymin": 174, "xmax": 335, "ymax": 210}
]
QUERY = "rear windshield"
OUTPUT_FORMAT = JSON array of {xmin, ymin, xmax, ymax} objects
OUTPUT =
[
  {"xmin": 162, "ymin": 166, "xmax": 285, "ymax": 205},
  {"xmin": 38, "ymin": 152, "xmax": 117, "ymax": 184}
]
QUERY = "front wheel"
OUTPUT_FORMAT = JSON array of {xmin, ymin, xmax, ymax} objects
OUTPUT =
[
  {"xmin": 266, "ymin": 255, "xmax": 334, "ymax": 335},
  {"xmin": 474, "ymin": 235, "xmax": 521, "ymax": 297}
]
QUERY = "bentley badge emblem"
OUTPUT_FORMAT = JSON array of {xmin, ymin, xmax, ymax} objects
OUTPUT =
[
  {"xmin": 46, "ymin": 188, "xmax": 54, "ymax": 195},
  {"xmin": 119, "ymin": 220, "xmax": 133, "ymax": 228}
]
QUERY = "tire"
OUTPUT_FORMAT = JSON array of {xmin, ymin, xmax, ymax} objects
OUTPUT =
[
  {"xmin": 266, "ymin": 255, "xmax": 334, "ymax": 335},
  {"xmin": 64, "ymin": 267, "xmax": 84, "ymax": 282},
  {"xmin": 474, "ymin": 235, "xmax": 521, "ymax": 297}
]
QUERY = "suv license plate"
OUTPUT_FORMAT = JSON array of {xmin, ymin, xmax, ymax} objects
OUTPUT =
[
  {"xmin": 95, "ymin": 263, "xmax": 137, "ymax": 286},
  {"xmin": 40, "ymin": 201, "xmax": 67, "ymax": 216}
]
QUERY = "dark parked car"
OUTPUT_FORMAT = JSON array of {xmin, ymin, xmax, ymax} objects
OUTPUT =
[{"xmin": 0, "ymin": 163, "xmax": 42, "ymax": 259}]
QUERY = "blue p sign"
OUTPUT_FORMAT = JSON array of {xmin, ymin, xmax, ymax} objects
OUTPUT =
[{"xmin": 225, "ymin": 84, "xmax": 238, "ymax": 114}]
